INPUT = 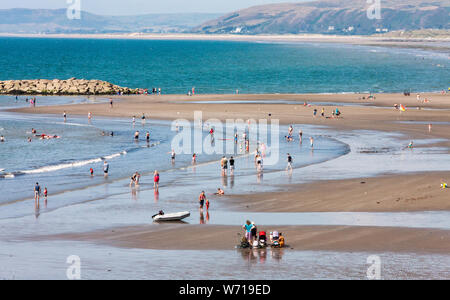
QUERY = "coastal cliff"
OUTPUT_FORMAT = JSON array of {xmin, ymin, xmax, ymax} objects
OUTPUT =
[{"xmin": 0, "ymin": 78, "xmax": 139, "ymax": 95}]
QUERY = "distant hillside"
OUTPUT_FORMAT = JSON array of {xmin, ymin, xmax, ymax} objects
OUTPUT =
[
  {"xmin": 194, "ymin": 0, "xmax": 450, "ymax": 35},
  {"xmin": 0, "ymin": 9, "xmax": 221, "ymax": 34}
]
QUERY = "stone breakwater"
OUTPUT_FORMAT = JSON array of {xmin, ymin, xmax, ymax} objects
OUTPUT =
[{"xmin": 0, "ymin": 78, "xmax": 139, "ymax": 95}]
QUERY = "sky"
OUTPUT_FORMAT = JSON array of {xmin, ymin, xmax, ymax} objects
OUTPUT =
[{"xmin": 0, "ymin": 0, "xmax": 305, "ymax": 15}]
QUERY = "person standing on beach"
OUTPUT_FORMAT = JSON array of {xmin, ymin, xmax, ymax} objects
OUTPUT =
[
  {"xmin": 287, "ymin": 153, "xmax": 293, "ymax": 171},
  {"xmin": 199, "ymin": 191, "xmax": 207, "ymax": 210},
  {"xmin": 321, "ymin": 108, "xmax": 325, "ymax": 117},
  {"xmin": 153, "ymin": 170, "xmax": 160, "ymax": 190},
  {"xmin": 141, "ymin": 113, "xmax": 146, "ymax": 125},
  {"xmin": 34, "ymin": 182, "xmax": 41, "ymax": 208},
  {"xmin": 243, "ymin": 220, "xmax": 253, "ymax": 243},
  {"xmin": 109, "ymin": 98, "xmax": 113, "ymax": 108},
  {"xmin": 229, "ymin": 156, "xmax": 235, "ymax": 174},
  {"xmin": 88, "ymin": 112, "xmax": 92, "ymax": 121},
  {"xmin": 313, "ymin": 109, "xmax": 317, "ymax": 118},
  {"xmin": 103, "ymin": 161, "xmax": 109, "ymax": 177},
  {"xmin": 221, "ymin": 156, "xmax": 228, "ymax": 176},
  {"xmin": 43, "ymin": 187, "xmax": 48, "ymax": 206},
  {"xmin": 170, "ymin": 149, "xmax": 176, "ymax": 163}
]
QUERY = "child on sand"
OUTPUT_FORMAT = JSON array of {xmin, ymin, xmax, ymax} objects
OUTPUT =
[
  {"xmin": 43, "ymin": 187, "xmax": 48, "ymax": 205},
  {"xmin": 215, "ymin": 188, "xmax": 225, "ymax": 195}
]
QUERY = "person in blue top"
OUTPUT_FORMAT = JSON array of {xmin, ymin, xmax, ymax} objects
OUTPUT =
[
  {"xmin": 34, "ymin": 182, "xmax": 41, "ymax": 208},
  {"xmin": 243, "ymin": 220, "xmax": 255, "ymax": 243}
]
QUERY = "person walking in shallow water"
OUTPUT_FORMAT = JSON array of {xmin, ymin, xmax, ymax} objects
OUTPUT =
[
  {"xmin": 153, "ymin": 170, "xmax": 160, "ymax": 190},
  {"xmin": 103, "ymin": 161, "xmax": 109, "ymax": 177},
  {"xmin": 34, "ymin": 182, "xmax": 41, "ymax": 208}
]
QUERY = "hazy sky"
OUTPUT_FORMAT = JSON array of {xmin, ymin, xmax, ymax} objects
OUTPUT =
[{"xmin": 0, "ymin": 0, "xmax": 305, "ymax": 15}]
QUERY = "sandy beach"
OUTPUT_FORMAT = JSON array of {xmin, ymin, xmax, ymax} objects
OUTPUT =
[{"xmin": 7, "ymin": 92, "xmax": 450, "ymax": 255}]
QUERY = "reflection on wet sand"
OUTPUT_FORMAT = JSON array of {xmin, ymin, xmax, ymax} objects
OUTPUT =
[
  {"xmin": 238, "ymin": 248, "xmax": 284, "ymax": 265},
  {"xmin": 199, "ymin": 210, "xmax": 211, "ymax": 224},
  {"xmin": 154, "ymin": 189, "xmax": 159, "ymax": 202}
]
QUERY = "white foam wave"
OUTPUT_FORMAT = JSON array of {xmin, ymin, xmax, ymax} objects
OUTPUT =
[{"xmin": 20, "ymin": 150, "xmax": 127, "ymax": 175}]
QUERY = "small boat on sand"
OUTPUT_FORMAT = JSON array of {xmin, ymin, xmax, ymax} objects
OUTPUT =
[{"xmin": 152, "ymin": 211, "xmax": 190, "ymax": 222}]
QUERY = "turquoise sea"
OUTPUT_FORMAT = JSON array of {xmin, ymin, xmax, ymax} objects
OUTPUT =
[{"xmin": 0, "ymin": 37, "xmax": 448, "ymax": 94}]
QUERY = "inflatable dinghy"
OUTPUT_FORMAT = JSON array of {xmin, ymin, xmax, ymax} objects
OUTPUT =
[{"xmin": 152, "ymin": 211, "xmax": 190, "ymax": 222}]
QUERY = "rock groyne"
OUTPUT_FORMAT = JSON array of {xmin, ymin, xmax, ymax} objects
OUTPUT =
[{"xmin": 0, "ymin": 78, "xmax": 139, "ymax": 95}]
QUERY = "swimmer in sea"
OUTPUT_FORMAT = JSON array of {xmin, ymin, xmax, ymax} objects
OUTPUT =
[
  {"xmin": 310, "ymin": 137, "xmax": 314, "ymax": 148},
  {"xmin": 0, "ymin": 135, "xmax": 4, "ymax": 142},
  {"xmin": 90, "ymin": 168, "xmax": 94, "ymax": 176},
  {"xmin": 192, "ymin": 153, "xmax": 197, "ymax": 164},
  {"xmin": 63, "ymin": 111, "xmax": 67, "ymax": 122},
  {"xmin": 146, "ymin": 131, "xmax": 150, "ymax": 142},
  {"xmin": 134, "ymin": 130, "xmax": 139, "ymax": 140},
  {"xmin": 299, "ymin": 130, "xmax": 303, "ymax": 143}
]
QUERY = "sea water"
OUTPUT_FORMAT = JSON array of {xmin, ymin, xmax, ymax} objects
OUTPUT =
[{"xmin": 0, "ymin": 38, "xmax": 448, "ymax": 94}]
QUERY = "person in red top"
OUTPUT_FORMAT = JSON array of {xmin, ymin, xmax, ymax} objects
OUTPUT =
[{"xmin": 153, "ymin": 170, "xmax": 160, "ymax": 190}]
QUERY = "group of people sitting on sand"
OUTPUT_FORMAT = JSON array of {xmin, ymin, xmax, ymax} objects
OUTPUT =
[{"xmin": 240, "ymin": 220, "xmax": 285, "ymax": 249}]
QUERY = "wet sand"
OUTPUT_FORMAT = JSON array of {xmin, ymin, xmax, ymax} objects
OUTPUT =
[
  {"xmin": 36, "ymin": 224, "xmax": 450, "ymax": 254},
  {"xmin": 224, "ymin": 171, "xmax": 450, "ymax": 212}
]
